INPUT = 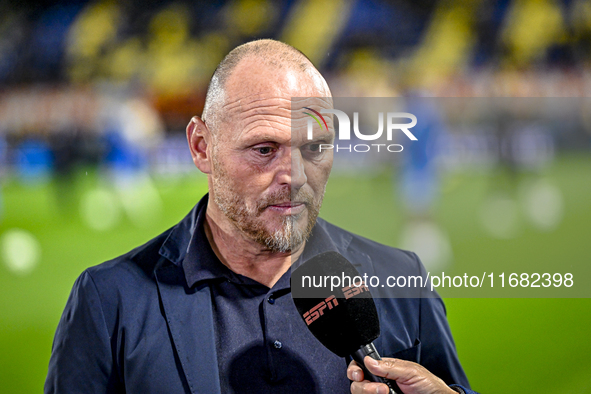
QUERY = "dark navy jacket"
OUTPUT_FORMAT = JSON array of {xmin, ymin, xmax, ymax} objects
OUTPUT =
[{"xmin": 45, "ymin": 195, "xmax": 472, "ymax": 393}]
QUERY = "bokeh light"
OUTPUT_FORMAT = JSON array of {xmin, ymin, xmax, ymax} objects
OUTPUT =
[{"xmin": 1, "ymin": 229, "xmax": 41, "ymax": 276}]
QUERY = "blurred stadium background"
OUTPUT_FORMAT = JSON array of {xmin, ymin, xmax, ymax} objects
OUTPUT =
[{"xmin": 1, "ymin": 0, "xmax": 590, "ymax": 392}]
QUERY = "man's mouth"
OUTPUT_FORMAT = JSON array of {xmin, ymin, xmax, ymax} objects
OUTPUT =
[{"xmin": 266, "ymin": 201, "xmax": 307, "ymax": 215}]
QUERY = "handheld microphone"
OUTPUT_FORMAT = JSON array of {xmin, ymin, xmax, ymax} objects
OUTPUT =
[{"xmin": 291, "ymin": 251, "xmax": 402, "ymax": 394}]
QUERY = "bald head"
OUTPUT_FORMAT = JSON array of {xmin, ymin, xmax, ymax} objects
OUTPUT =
[{"xmin": 202, "ymin": 39, "xmax": 329, "ymax": 135}]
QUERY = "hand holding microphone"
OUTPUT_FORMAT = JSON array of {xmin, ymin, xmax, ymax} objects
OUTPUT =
[{"xmin": 348, "ymin": 356, "xmax": 459, "ymax": 394}]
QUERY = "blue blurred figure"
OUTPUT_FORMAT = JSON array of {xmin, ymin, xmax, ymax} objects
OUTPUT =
[
  {"xmin": 15, "ymin": 138, "xmax": 54, "ymax": 184},
  {"xmin": 397, "ymin": 93, "xmax": 452, "ymax": 272},
  {"xmin": 400, "ymin": 95, "xmax": 441, "ymax": 216},
  {"xmin": 103, "ymin": 128, "xmax": 148, "ymax": 177}
]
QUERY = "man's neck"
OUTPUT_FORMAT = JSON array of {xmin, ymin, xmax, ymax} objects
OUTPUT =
[{"xmin": 203, "ymin": 205, "xmax": 304, "ymax": 288}]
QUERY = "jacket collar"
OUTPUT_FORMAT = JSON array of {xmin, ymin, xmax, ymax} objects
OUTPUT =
[
  {"xmin": 158, "ymin": 194, "xmax": 208, "ymax": 266},
  {"xmin": 296, "ymin": 218, "xmax": 358, "ymax": 268}
]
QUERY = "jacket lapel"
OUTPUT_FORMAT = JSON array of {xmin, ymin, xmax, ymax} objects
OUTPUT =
[{"xmin": 155, "ymin": 258, "xmax": 221, "ymax": 394}]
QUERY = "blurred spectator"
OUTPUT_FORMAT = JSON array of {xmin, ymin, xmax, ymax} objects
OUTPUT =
[{"xmin": 397, "ymin": 93, "xmax": 453, "ymax": 272}]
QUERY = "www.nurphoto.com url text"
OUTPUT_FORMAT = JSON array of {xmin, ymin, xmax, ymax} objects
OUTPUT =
[{"xmin": 300, "ymin": 272, "xmax": 574, "ymax": 292}]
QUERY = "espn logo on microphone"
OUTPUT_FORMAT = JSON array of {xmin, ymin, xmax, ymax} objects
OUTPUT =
[
  {"xmin": 303, "ymin": 295, "xmax": 338, "ymax": 325},
  {"xmin": 302, "ymin": 283, "xmax": 371, "ymax": 325},
  {"xmin": 342, "ymin": 284, "xmax": 370, "ymax": 299}
]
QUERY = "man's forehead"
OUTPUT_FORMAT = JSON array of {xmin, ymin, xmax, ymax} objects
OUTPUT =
[
  {"xmin": 291, "ymin": 95, "xmax": 334, "ymax": 120},
  {"xmin": 221, "ymin": 94, "xmax": 291, "ymax": 114},
  {"xmin": 222, "ymin": 57, "xmax": 330, "ymax": 107},
  {"xmin": 220, "ymin": 94, "xmax": 333, "ymax": 114},
  {"xmin": 214, "ymin": 56, "xmax": 333, "ymax": 142}
]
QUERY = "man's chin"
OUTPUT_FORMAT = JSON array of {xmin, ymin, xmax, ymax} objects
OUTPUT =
[{"xmin": 258, "ymin": 217, "xmax": 310, "ymax": 252}]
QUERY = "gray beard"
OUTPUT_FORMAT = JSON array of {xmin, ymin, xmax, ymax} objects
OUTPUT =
[
  {"xmin": 264, "ymin": 213, "xmax": 307, "ymax": 253},
  {"xmin": 214, "ymin": 191, "xmax": 317, "ymax": 253}
]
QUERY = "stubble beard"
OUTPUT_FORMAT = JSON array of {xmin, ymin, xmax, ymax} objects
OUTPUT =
[{"xmin": 211, "ymin": 152, "xmax": 323, "ymax": 253}]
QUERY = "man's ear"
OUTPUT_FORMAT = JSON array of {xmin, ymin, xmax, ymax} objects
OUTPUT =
[{"xmin": 187, "ymin": 116, "xmax": 212, "ymax": 174}]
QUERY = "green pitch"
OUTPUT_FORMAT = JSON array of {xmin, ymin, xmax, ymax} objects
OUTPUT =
[{"xmin": 0, "ymin": 154, "xmax": 589, "ymax": 393}]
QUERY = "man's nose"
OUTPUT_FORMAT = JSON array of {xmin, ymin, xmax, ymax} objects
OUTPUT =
[{"xmin": 277, "ymin": 148, "xmax": 307, "ymax": 191}]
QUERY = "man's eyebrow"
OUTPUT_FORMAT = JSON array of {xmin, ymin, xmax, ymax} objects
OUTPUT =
[{"xmin": 241, "ymin": 133, "xmax": 290, "ymax": 145}]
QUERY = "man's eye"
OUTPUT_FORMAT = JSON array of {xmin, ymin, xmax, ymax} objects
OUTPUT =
[
  {"xmin": 256, "ymin": 146, "xmax": 274, "ymax": 155},
  {"xmin": 304, "ymin": 144, "xmax": 323, "ymax": 155}
]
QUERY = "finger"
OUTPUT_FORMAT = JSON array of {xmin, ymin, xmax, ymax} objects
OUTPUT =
[
  {"xmin": 363, "ymin": 356, "xmax": 417, "ymax": 382},
  {"xmin": 347, "ymin": 360, "xmax": 364, "ymax": 382},
  {"xmin": 350, "ymin": 380, "xmax": 391, "ymax": 394}
]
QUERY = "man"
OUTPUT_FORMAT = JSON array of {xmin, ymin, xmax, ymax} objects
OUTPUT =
[{"xmin": 46, "ymin": 39, "xmax": 474, "ymax": 394}]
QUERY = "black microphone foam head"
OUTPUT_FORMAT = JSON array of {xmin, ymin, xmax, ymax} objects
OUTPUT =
[{"xmin": 291, "ymin": 251, "xmax": 380, "ymax": 357}]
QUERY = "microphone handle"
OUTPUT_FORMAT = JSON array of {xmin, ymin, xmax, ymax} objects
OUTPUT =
[{"xmin": 351, "ymin": 343, "xmax": 403, "ymax": 394}]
